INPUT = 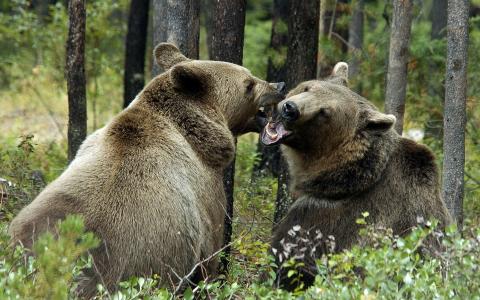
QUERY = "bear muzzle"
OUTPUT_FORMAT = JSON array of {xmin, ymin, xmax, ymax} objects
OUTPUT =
[{"xmin": 281, "ymin": 101, "xmax": 299, "ymax": 122}]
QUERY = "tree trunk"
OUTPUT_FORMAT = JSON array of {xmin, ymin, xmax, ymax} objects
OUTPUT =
[
  {"xmin": 443, "ymin": 0, "xmax": 469, "ymax": 227},
  {"xmin": 209, "ymin": 0, "xmax": 246, "ymax": 270},
  {"xmin": 275, "ymin": 0, "xmax": 320, "ymax": 225},
  {"xmin": 210, "ymin": 1, "xmax": 246, "ymax": 63},
  {"xmin": 431, "ymin": 0, "xmax": 448, "ymax": 40},
  {"xmin": 66, "ymin": 0, "xmax": 87, "ymax": 162},
  {"xmin": 123, "ymin": 0, "xmax": 149, "ymax": 108},
  {"xmin": 384, "ymin": 0, "xmax": 413, "ymax": 135},
  {"xmin": 151, "ymin": 0, "xmax": 200, "ymax": 76},
  {"xmin": 348, "ymin": 0, "xmax": 364, "ymax": 82},
  {"xmin": 252, "ymin": 0, "xmax": 289, "ymax": 178},
  {"xmin": 31, "ymin": 0, "xmax": 57, "ymax": 22}
]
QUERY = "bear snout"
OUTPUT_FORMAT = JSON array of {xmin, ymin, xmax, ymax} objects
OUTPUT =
[{"xmin": 281, "ymin": 101, "xmax": 299, "ymax": 122}]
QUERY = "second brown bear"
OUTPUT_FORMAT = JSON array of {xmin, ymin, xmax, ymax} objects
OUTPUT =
[{"xmin": 260, "ymin": 62, "xmax": 452, "ymax": 289}]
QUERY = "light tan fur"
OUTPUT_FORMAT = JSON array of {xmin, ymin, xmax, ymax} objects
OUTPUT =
[{"xmin": 9, "ymin": 43, "xmax": 283, "ymax": 297}]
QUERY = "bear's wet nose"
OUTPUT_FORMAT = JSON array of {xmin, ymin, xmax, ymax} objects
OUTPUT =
[{"xmin": 281, "ymin": 101, "xmax": 299, "ymax": 121}]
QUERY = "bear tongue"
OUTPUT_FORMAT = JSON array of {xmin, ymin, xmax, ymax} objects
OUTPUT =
[{"xmin": 261, "ymin": 122, "xmax": 290, "ymax": 145}]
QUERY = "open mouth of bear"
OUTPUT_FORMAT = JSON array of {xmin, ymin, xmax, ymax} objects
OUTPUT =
[{"xmin": 261, "ymin": 121, "xmax": 291, "ymax": 145}]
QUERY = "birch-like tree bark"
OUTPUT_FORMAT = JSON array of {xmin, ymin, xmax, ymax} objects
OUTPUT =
[
  {"xmin": 123, "ymin": 0, "xmax": 149, "ymax": 108},
  {"xmin": 66, "ymin": 0, "xmax": 87, "ymax": 162},
  {"xmin": 443, "ymin": 0, "xmax": 469, "ymax": 227},
  {"xmin": 385, "ymin": 0, "xmax": 413, "ymax": 135}
]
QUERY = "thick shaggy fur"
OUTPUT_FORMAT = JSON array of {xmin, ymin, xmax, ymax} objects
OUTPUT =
[
  {"xmin": 9, "ymin": 43, "xmax": 283, "ymax": 297},
  {"xmin": 270, "ymin": 63, "xmax": 452, "ymax": 289}
]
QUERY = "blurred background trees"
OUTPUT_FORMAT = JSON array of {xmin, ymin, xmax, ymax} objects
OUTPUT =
[{"xmin": 123, "ymin": 0, "xmax": 148, "ymax": 108}]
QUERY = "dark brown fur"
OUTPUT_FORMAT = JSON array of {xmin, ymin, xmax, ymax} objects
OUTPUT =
[{"xmin": 270, "ymin": 62, "xmax": 452, "ymax": 289}]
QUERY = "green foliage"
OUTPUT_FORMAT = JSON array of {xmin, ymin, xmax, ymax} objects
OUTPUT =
[
  {"xmin": 0, "ymin": 0, "xmax": 127, "ymax": 132},
  {"xmin": 0, "ymin": 215, "xmax": 99, "ymax": 299},
  {"xmin": 0, "ymin": 135, "xmax": 67, "ymax": 222},
  {"xmin": 233, "ymin": 135, "xmax": 277, "ymax": 240},
  {"xmin": 0, "ymin": 135, "xmax": 67, "ymax": 221},
  {"xmin": 243, "ymin": 5, "xmax": 272, "ymax": 78},
  {"xmin": 2, "ymin": 213, "xmax": 480, "ymax": 299}
]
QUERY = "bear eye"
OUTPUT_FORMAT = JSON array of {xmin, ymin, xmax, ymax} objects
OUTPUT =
[
  {"xmin": 246, "ymin": 81, "xmax": 255, "ymax": 93},
  {"xmin": 303, "ymin": 86, "xmax": 309, "ymax": 92},
  {"xmin": 317, "ymin": 108, "xmax": 331, "ymax": 119}
]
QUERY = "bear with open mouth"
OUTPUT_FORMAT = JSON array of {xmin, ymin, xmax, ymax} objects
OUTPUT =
[{"xmin": 260, "ymin": 62, "xmax": 452, "ymax": 290}]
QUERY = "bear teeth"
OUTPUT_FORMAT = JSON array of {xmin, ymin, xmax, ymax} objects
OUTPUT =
[{"xmin": 266, "ymin": 125, "xmax": 278, "ymax": 139}]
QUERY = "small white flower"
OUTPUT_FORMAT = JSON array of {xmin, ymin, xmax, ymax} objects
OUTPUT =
[
  {"xmin": 403, "ymin": 273, "xmax": 413, "ymax": 285},
  {"xmin": 292, "ymin": 225, "xmax": 301, "ymax": 231}
]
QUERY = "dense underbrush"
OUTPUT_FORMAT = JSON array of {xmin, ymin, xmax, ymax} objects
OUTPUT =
[{"xmin": 1, "ymin": 136, "xmax": 480, "ymax": 299}]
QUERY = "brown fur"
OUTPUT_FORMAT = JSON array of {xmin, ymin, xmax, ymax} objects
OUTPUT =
[
  {"xmin": 9, "ymin": 43, "xmax": 284, "ymax": 297},
  {"xmin": 269, "ymin": 62, "xmax": 452, "ymax": 289}
]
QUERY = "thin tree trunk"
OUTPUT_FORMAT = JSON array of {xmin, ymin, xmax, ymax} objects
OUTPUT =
[
  {"xmin": 31, "ymin": 0, "xmax": 57, "ymax": 22},
  {"xmin": 66, "ymin": 0, "xmax": 87, "ymax": 162},
  {"xmin": 123, "ymin": 0, "xmax": 149, "ymax": 108},
  {"xmin": 252, "ymin": 0, "xmax": 289, "ymax": 178},
  {"xmin": 431, "ymin": 0, "xmax": 448, "ymax": 40},
  {"xmin": 348, "ymin": 0, "xmax": 364, "ymax": 82},
  {"xmin": 151, "ymin": 0, "xmax": 200, "ymax": 76},
  {"xmin": 209, "ymin": 0, "xmax": 246, "ymax": 270},
  {"xmin": 443, "ymin": 0, "xmax": 469, "ymax": 227},
  {"xmin": 275, "ymin": 0, "xmax": 320, "ymax": 225},
  {"xmin": 384, "ymin": 0, "xmax": 413, "ymax": 135}
]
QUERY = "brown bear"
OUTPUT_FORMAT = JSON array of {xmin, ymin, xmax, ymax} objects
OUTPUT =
[
  {"xmin": 260, "ymin": 62, "xmax": 452, "ymax": 289},
  {"xmin": 9, "ymin": 43, "xmax": 285, "ymax": 297}
]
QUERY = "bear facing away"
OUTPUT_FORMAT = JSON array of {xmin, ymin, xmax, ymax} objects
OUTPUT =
[
  {"xmin": 9, "ymin": 43, "xmax": 285, "ymax": 297},
  {"xmin": 260, "ymin": 62, "xmax": 452, "ymax": 289}
]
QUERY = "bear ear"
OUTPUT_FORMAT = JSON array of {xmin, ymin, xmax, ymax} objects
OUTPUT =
[
  {"xmin": 154, "ymin": 43, "xmax": 189, "ymax": 70},
  {"xmin": 330, "ymin": 62, "xmax": 349, "ymax": 86},
  {"xmin": 365, "ymin": 110, "xmax": 396, "ymax": 132},
  {"xmin": 170, "ymin": 64, "xmax": 209, "ymax": 95}
]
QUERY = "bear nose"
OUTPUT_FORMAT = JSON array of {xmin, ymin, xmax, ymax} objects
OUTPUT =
[
  {"xmin": 281, "ymin": 101, "xmax": 299, "ymax": 121},
  {"xmin": 272, "ymin": 82, "xmax": 286, "ymax": 94}
]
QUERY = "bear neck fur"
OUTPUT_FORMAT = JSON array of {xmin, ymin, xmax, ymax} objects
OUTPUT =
[
  {"xmin": 130, "ymin": 73, "xmax": 235, "ymax": 170},
  {"xmin": 284, "ymin": 130, "xmax": 398, "ymax": 201}
]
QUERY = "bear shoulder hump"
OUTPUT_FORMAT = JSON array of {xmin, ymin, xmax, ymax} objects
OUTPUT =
[{"xmin": 398, "ymin": 138, "xmax": 438, "ymax": 184}]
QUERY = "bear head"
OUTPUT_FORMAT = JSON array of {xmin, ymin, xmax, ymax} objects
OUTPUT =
[
  {"xmin": 146, "ymin": 43, "xmax": 286, "ymax": 135},
  {"xmin": 260, "ymin": 62, "xmax": 396, "ymax": 156}
]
